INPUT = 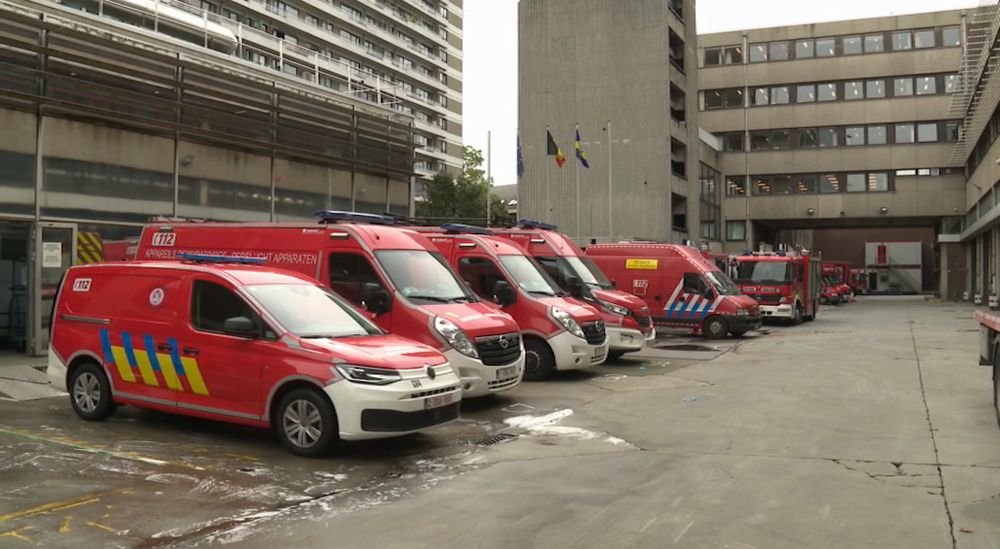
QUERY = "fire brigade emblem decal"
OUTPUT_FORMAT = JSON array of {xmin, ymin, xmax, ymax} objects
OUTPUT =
[
  {"xmin": 148, "ymin": 287, "xmax": 165, "ymax": 307},
  {"xmin": 426, "ymin": 366, "xmax": 436, "ymax": 379}
]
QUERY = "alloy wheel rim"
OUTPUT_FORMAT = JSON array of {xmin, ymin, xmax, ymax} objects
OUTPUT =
[
  {"xmin": 73, "ymin": 372, "xmax": 101, "ymax": 413},
  {"xmin": 524, "ymin": 349, "xmax": 541, "ymax": 374},
  {"xmin": 283, "ymin": 399, "xmax": 323, "ymax": 448}
]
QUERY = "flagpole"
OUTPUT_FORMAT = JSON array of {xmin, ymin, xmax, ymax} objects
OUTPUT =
[
  {"xmin": 486, "ymin": 130, "xmax": 491, "ymax": 227},
  {"xmin": 575, "ymin": 124, "xmax": 581, "ymax": 240},
  {"xmin": 607, "ymin": 120, "xmax": 613, "ymax": 240},
  {"xmin": 546, "ymin": 126, "xmax": 551, "ymax": 220}
]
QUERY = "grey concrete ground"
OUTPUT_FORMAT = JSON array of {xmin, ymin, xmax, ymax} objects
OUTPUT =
[{"xmin": 0, "ymin": 298, "xmax": 998, "ymax": 548}]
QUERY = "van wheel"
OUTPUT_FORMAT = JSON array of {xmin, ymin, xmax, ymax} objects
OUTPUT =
[
  {"xmin": 703, "ymin": 316, "xmax": 728, "ymax": 339},
  {"xmin": 69, "ymin": 363, "xmax": 116, "ymax": 421},
  {"xmin": 276, "ymin": 388, "xmax": 338, "ymax": 457},
  {"xmin": 523, "ymin": 338, "xmax": 555, "ymax": 381}
]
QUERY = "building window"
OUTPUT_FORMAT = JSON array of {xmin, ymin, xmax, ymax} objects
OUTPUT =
[
  {"xmin": 753, "ymin": 87, "xmax": 769, "ymax": 106},
  {"xmin": 771, "ymin": 86, "xmax": 790, "ymax": 104},
  {"xmin": 866, "ymin": 79, "xmax": 886, "ymax": 98},
  {"xmin": 914, "ymin": 29, "xmax": 936, "ymax": 49},
  {"xmin": 704, "ymin": 48, "xmax": 722, "ymax": 66},
  {"xmin": 892, "ymin": 31, "xmax": 912, "ymax": 50},
  {"xmin": 816, "ymin": 37, "xmax": 836, "ymax": 57},
  {"xmin": 796, "ymin": 84, "xmax": 816, "ymax": 103},
  {"xmin": 723, "ymin": 133, "xmax": 744, "ymax": 151},
  {"xmin": 845, "ymin": 126, "xmax": 865, "ymax": 146},
  {"xmin": 945, "ymin": 74, "xmax": 959, "ymax": 94},
  {"xmin": 842, "ymin": 35, "xmax": 862, "ymax": 55},
  {"xmin": 868, "ymin": 172, "xmax": 889, "ymax": 192},
  {"xmin": 817, "ymin": 83, "xmax": 837, "ymax": 101},
  {"xmin": 894, "ymin": 77, "xmax": 913, "ymax": 96},
  {"xmin": 917, "ymin": 122, "xmax": 938, "ymax": 142},
  {"xmin": 726, "ymin": 221, "xmax": 746, "ymax": 242},
  {"xmin": 944, "ymin": 121, "xmax": 960, "ymax": 141},
  {"xmin": 846, "ymin": 173, "xmax": 866, "ymax": 193},
  {"xmin": 795, "ymin": 39, "xmax": 814, "ymax": 58},
  {"xmin": 844, "ymin": 81, "xmax": 863, "ymax": 100},
  {"xmin": 868, "ymin": 125, "xmax": 887, "ymax": 145},
  {"xmin": 705, "ymin": 90, "xmax": 724, "ymax": 110},
  {"xmin": 749, "ymin": 43, "xmax": 767, "ymax": 62},
  {"xmin": 769, "ymin": 42, "xmax": 789, "ymax": 61},
  {"xmin": 795, "ymin": 174, "xmax": 818, "ymax": 193},
  {"xmin": 751, "ymin": 132, "xmax": 770, "ymax": 151},
  {"xmin": 700, "ymin": 163, "xmax": 722, "ymax": 240},
  {"xmin": 819, "ymin": 128, "xmax": 839, "ymax": 147},
  {"xmin": 916, "ymin": 76, "xmax": 937, "ymax": 95},
  {"xmin": 865, "ymin": 33, "xmax": 885, "ymax": 53},
  {"xmin": 820, "ymin": 173, "xmax": 841, "ymax": 193},
  {"xmin": 895, "ymin": 123, "xmax": 915, "ymax": 143},
  {"xmin": 943, "ymin": 26, "xmax": 961, "ymax": 47},
  {"xmin": 726, "ymin": 176, "xmax": 746, "ymax": 196},
  {"xmin": 725, "ymin": 46, "xmax": 744, "ymax": 64},
  {"xmin": 798, "ymin": 128, "xmax": 818, "ymax": 148}
]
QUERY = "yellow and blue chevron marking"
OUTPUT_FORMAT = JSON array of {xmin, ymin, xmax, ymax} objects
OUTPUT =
[{"xmin": 100, "ymin": 329, "xmax": 209, "ymax": 395}]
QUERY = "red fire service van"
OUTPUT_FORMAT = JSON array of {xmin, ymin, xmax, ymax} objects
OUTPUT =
[
  {"xmin": 733, "ymin": 250, "xmax": 822, "ymax": 323},
  {"xmin": 491, "ymin": 221, "xmax": 654, "ymax": 360},
  {"xmin": 822, "ymin": 261, "xmax": 854, "ymax": 301},
  {"xmin": 410, "ymin": 224, "xmax": 609, "ymax": 380},
  {"xmin": 48, "ymin": 256, "xmax": 461, "ymax": 456},
  {"xmin": 135, "ymin": 212, "xmax": 525, "ymax": 398},
  {"xmin": 584, "ymin": 243, "xmax": 761, "ymax": 339}
]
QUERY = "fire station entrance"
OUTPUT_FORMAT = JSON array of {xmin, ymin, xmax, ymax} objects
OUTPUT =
[{"xmin": 0, "ymin": 221, "xmax": 76, "ymax": 356}]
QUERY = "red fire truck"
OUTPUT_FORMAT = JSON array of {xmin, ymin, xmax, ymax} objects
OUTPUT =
[
  {"xmin": 733, "ymin": 251, "xmax": 822, "ymax": 323},
  {"xmin": 822, "ymin": 261, "xmax": 854, "ymax": 302}
]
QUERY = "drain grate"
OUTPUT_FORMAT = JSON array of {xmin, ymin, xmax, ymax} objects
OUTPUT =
[{"xmin": 478, "ymin": 433, "xmax": 518, "ymax": 446}]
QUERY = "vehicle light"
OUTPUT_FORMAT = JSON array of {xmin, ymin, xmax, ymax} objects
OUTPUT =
[
  {"xmin": 433, "ymin": 317, "xmax": 479, "ymax": 358},
  {"xmin": 736, "ymin": 309, "xmax": 749, "ymax": 316},
  {"xmin": 551, "ymin": 307, "xmax": 586, "ymax": 339},
  {"xmin": 335, "ymin": 364, "xmax": 401, "ymax": 385},
  {"xmin": 596, "ymin": 299, "xmax": 628, "ymax": 316}
]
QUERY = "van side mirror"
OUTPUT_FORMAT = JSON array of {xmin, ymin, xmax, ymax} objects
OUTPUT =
[
  {"xmin": 362, "ymin": 283, "xmax": 392, "ymax": 315},
  {"xmin": 611, "ymin": 279, "xmax": 617, "ymax": 289},
  {"xmin": 703, "ymin": 287, "xmax": 715, "ymax": 300},
  {"xmin": 565, "ymin": 275, "xmax": 584, "ymax": 298},
  {"xmin": 223, "ymin": 316, "xmax": 258, "ymax": 338},
  {"xmin": 492, "ymin": 280, "xmax": 516, "ymax": 306}
]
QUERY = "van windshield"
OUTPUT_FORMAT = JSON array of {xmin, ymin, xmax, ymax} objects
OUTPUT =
[
  {"xmin": 498, "ymin": 255, "xmax": 560, "ymax": 296},
  {"xmin": 374, "ymin": 250, "xmax": 476, "ymax": 304},
  {"xmin": 537, "ymin": 256, "xmax": 613, "ymax": 293},
  {"xmin": 706, "ymin": 271, "xmax": 741, "ymax": 295},
  {"xmin": 735, "ymin": 261, "xmax": 793, "ymax": 284},
  {"xmin": 245, "ymin": 284, "xmax": 382, "ymax": 338}
]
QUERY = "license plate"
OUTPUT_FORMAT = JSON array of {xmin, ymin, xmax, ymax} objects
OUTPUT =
[
  {"xmin": 593, "ymin": 347, "xmax": 604, "ymax": 359},
  {"xmin": 495, "ymin": 366, "xmax": 517, "ymax": 380},
  {"xmin": 424, "ymin": 391, "xmax": 457, "ymax": 410}
]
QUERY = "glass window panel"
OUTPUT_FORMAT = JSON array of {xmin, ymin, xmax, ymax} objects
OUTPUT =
[
  {"xmin": 795, "ymin": 174, "xmax": 818, "ymax": 194},
  {"xmin": 753, "ymin": 87, "xmax": 769, "ymax": 106},
  {"xmin": 846, "ymin": 173, "xmax": 866, "ymax": 193},
  {"xmin": 866, "ymin": 79, "xmax": 886, "ymax": 98},
  {"xmin": 705, "ymin": 90, "xmax": 723, "ymax": 109},
  {"xmin": 795, "ymin": 39, "xmax": 814, "ymax": 58},
  {"xmin": 944, "ymin": 121, "xmax": 960, "ymax": 141},
  {"xmin": 819, "ymin": 128, "xmax": 839, "ymax": 147},
  {"xmin": 844, "ymin": 81, "xmax": 863, "ymax": 100},
  {"xmin": 916, "ymin": 76, "xmax": 937, "ymax": 95},
  {"xmin": 896, "ymin": 169, "xmax": 917, "ymax": 176},
  {"xmin": 817, "ymin": 83, "xmax": 837, "ymax": 101},
  {"xmin": 725, "ymin": 46, "xmax": 744, "ymax": 64},
  {"xmin": 704, "ymin": 48, "xmax": 722, "ymax": 66},
  {"xmin": 771, "ymin": 86, "xmax": 790, "ymax": 104},
  {"xmin": 945, "ymin": 74, "xmax": 959, "ymax": 93},
  {"xmin": 864, "ymin": 33, "xmax": 885, "ymax": 52},
  {"xmin": 724, "ymin": 88, "xmax": 744, "ymax": 108},
  {"xmin": 769, "ymin": 42, "xmax": 789, "ymax": 61},
  {"xmin": 842, "ymin": 35, "xmax": 862, "ymax": 55},
  {"xmin": 726, "ymin": 221, "xmax": 746, "ymax": 241},
  {"xmin": 914, "ymin": 29, "xmax": 935, "ymax": 49},
  {"xmin": 868, "ymin": 172, "xmax": 889, "ymax": 192},
  {"xmin": 751, "ymin": 132, "xmax": 771, "ymax": 151},
  {"xmin": 749, "ymin": 43, "xmax": 767, "ymax": 62},
  {"xmin": 895, "ymin": 123, "xmax": 915, "ymax": 143},
  {"xmin": 771, "ymin": 175, "xmax": 793, "ymax": 195},
  {"xmin": 753, "ymin": 176, "xmax": 772, "ymax": 195},
  {"xmin": 918, "ymin": 123, "xmax": 938, "ymax": 142},
  {"xmin": 726, "ymin": 177, "xmax": 746, "ymax": 196},
  {"xmin": 846, "ymin": 127, "xmax": 865, "ymax": 146},
  {"xmin": 819, "ymin": 173, "xmax": 841, "ymax": 193},
  {"xmin": 943, "ymin": 27, "xmax": 961, "ymax": 47},
  {"xmin": 798, "ymin": 128, "xmax": 818, "ymax": 148},
  {"xmin": 868, "ymin": 125, "xmax": 887, "ymax": 145},
  {"xmin": 770, "ymin": 130, "xmax": 791, "ymax": 149},
  {"xmin": 723, "ymin": 133, "xmax": 744, "ymax": 151},
  {"xmin": 917, "ymin": 168, "xmax": 931, "ymax": 176},
  {"xmin": 796, "ymin": 84, "xmax": 815, "ymax": 103},
  {"xmin": 892, "ymin": 31, "xmax": 912, "ymax": 50},
  {"xmin": 816, "ymin": 38, "xmax": 836, "ymax": 57},
  {"xmin": 894, "ymin": 77, "xmax": 913, "ymax": 96}
]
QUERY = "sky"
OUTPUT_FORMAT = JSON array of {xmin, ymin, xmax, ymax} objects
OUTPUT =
[{"xmin": 461, "ymin": 0, "xmax": 979, "ymax": 187}]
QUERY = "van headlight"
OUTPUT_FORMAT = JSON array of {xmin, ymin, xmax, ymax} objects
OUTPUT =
[
  {"xmin": 335, "ymin": 365, "xmax": 401, "ymax": 385},
  {"xmin": 596, "ymin": 299, "xmax": 628, "ymax": 316},
  {"xmin": 434, "ymin": 317, "xmax": 479, "ymax": 358},
  {"xmin": 551, "ymin": 307, "xmax": 585, "ymax": 339},
  {"xmin": 736, "ymin": 309, "xmax": 749, "ymax": 316}
]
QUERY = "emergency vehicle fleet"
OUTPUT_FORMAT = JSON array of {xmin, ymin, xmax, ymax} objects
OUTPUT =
[
  {"xmin": 733, "ymin": 251, "xmax": 822, "ymax": 323},
  {"xmin": 585, "ymin": 243, "xmax": 761, "ymax": 339},
  {"xmin": 491, "ymin": 221, "xmax": 655, "ymax": 360},
  {"xmin": 135, "ymin": 213, "xmax": 526, "ymax": 398},
  {"xmin": 48, "ymin": 256, "xmax": 461, "ymax": 456}
]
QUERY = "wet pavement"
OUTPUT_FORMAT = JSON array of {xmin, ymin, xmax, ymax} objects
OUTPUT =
[{"xmin": 4, "ymin": 298, "xmax": 999, "ymax": 548}]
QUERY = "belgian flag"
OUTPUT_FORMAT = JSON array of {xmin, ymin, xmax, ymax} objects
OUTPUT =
[{"xmin": 546, "ymin": 128, "xmax": 566, "ymax": 168}]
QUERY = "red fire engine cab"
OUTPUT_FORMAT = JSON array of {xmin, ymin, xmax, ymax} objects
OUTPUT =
[{"xmin": 733, "ymin": 250, "xmax": 822, "ymax": 323}]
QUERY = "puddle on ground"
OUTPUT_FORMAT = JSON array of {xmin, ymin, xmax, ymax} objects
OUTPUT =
[{"xmin": 653, "ymin": 344, "xmax": 719, "ymax": 352}]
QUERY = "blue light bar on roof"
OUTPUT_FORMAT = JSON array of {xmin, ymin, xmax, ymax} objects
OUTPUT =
[
  {"xmin": 177, "ymin": 253, "xmax": 266, "ymax": 265},
  {"xmin": 314, "ymin": 210, "xmax": 396, "ymax": 225},
  {"xmin": 441, "ymin": 223, "xmax": 494, "ymax": 235},
  {"xmin": 516, "ymin": 219, "xmax": 557, "ymax": 230}
]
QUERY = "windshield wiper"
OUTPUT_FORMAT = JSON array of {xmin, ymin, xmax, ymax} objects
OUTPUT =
[
  {"xmin": 405, "ymin": 295, "xmax": 453, "ymax": 303},
  {"xmin": 300, "ymin": 333, "xmax": 368, "ymax": 339}
]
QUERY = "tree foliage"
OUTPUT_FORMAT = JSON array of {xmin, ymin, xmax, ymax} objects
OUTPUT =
[{"xmin": 416, "ymin": 145, "xmax": 509, "ymax": 224}]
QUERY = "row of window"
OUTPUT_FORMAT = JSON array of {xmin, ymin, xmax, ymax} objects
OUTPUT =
[
  {"xmin": 704, "ymin": 25, "xmax": 960, "ymax": 66},
  {"xmin": 704, "ymin": 73, "xmax": 958, "ymax": 110},
  {"xmin": 700, "ymin": 163, "xmax": 722, "ymax": 241},
  {"xmin": 725, "ymin": 171, "xmax": 894, "ymax": 196},
  {"xmin": 718, "ymin": 120, "xmax": 960, "ymax": 152},
  {"xmin": 966, "ymin": 89, "xmax": 1000, "ymax": 178}
]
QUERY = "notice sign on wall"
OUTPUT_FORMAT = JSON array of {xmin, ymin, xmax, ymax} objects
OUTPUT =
[{"xmin": 42, "ymin": 242, "xmax": 63, "ymax": 268}]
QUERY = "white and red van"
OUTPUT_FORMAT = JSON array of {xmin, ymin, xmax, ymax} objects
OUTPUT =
[
  {"xmin": 585, "ymin": 243, "xmax": 761, "ymax": 339},
  {"xmin": 491, "ymin": 221, "xmax": 654, "ymax": 360},
  {"xmin": 48, "ymin": 256, "xmax": 461, "ymax": 456},
  {"xmin": 409, "ymin": 224, "xmax": 609, "ymax": 380},
  {"xmin": 733, "ymin": 251, "xmax": 822, "ymax": 323},
  {"xmin": 135, "ymin": 212, "xmax": 524, "ymax": 398}
]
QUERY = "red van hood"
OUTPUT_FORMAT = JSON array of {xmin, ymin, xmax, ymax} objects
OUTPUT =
[
  {"xmin": 730, "ymin": 294, "xmax": 761, "ymax": 310},
  {"xmin": 591, "ymin": 288, "xmax": 649, "ymax": 315},
  {"xmin": 298, "ymin": 334, "xmax": 447, "ymax": 370},
  {"xmin": 422, "ymin": 302, "xmax": 520, "ymax": 338},
  {"xmin": 537, "ymin": 296, "xmax": 603, "ymax": 322}
]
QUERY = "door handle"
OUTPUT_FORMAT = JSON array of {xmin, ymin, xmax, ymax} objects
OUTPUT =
[
  {"xmin": 182, "ymin": 347, "xmax": 200, "ymax": 356},
  {"xmin": 156, "ymin": 343, "xmax": 173, "ymax": 352}
]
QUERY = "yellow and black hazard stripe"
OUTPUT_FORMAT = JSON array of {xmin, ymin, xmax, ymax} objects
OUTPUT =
[{"xmin": 77, "ymin": 231, "xmax": 104, "ymax": 264}]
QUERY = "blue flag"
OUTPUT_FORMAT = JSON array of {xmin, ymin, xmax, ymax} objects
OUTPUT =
[
  {"xmin": 575, "ymin": 127, "xmax": 590, "ymax": 169},
  {"xmin": 517, "ymin": 133, "xmax": 525, "ymax": 178}
]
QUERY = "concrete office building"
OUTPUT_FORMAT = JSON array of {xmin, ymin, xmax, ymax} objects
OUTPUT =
[
  {"xmin": 518, "ymin": 0, "xmax": 710, "ymax": 246},
  {"xmin": 0, "ymin": 0, "xmax": 418, "ymax": 355},
  {"xmin": 698, "ymin": 9, "xmax": 967, "ymax": 293}
]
